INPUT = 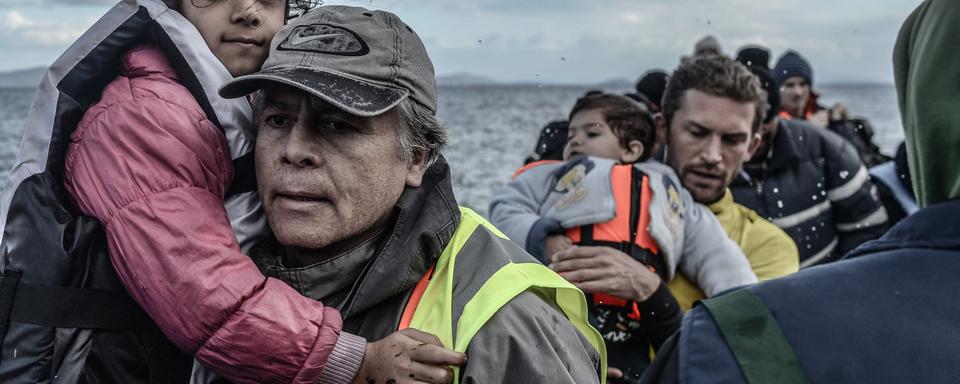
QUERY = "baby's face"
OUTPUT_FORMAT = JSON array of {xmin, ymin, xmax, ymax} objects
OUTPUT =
[{"xmin": 564, "ymin": 108, "xmax": 627, "ymax": 161}]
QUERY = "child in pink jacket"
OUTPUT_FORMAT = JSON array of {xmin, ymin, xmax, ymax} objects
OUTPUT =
[{"xmin": 45, "ymin": 1, "xmax": 462, "ymax": 382}]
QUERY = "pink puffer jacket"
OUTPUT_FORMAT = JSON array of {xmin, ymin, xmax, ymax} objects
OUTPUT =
[{"xmin": 64, "ymin": 46, "xmax": 363, "ymax": 384}]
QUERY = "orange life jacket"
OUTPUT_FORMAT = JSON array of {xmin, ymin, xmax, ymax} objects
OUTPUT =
[{"xmin": 565, "ymin": 164, "xmax": 665, "ymax": 320}]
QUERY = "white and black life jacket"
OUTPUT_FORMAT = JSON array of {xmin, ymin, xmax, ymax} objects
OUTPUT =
[{"xmin": 0, "ymin": 1, "xmax": 265, "ymax": 382}]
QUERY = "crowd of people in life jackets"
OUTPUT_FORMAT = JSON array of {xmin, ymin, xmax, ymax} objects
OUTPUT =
[
  {"xmin": 492, "ymin": 36, "xmax": 910, "ymax": 383},
  {"xmin": 0, "ymin": 0, "xmax": 957, "ymax": 383}
]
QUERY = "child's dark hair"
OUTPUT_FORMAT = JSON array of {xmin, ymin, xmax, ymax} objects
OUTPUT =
[{"xmin": 568, "ymin": 92, "xmax": 657, "ymax": 162}]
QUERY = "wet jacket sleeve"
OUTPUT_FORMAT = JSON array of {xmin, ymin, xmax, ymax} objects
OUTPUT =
[
  {"xmin": 678, "ymin": 194, "xmax": 758, "ymax": 296},
  {"xmin": 821, "ymin": 132, "xmax": 888, "ymax": 255},
  {"xmin": 64, "ymin": 93, "xmax": 362, "ymax": 384},
  {"xmin": 461, "ymin": 289, "xmax": 602, "ymax": 384},
  {"xmin": 488, "ymin": 167, "xmax": 562, "ymax": 261},
  {"xmin": 637, "ymin": 282, "xmax": 683, "ymax": 350}
]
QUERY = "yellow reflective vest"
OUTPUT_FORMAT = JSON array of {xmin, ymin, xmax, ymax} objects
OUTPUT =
[{"xmin": 404, "ymin": 207, "xmax": 608, "ymax": 382}]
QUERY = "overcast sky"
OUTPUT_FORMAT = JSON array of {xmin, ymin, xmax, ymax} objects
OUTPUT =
[{"xmin": 0, "ymin": 0, "xmax": 921, "ymax": 84}]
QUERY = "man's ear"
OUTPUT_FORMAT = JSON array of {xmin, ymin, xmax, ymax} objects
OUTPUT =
[
  {"xmin": 745, "ymin": 131, "xmax": 762, "ymax": 160},
  {"xmin": 405, "ymin": 149, "xmax": 430, "ymax": 188},
  {"xmin": 620, "ymin": 140, "xmax": 645, "ymax": 163}
]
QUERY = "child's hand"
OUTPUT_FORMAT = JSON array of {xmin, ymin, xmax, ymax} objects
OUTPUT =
[
  {"xmin": 544, "ymin": 234, "xmax": 574, "ymax": 260},
  {"xmin": 607, "ymin": 366, "xmax": 625, "ymax": 381},
  {"xmin": 354, "ymin": 328, "xmax": 467, "ymax": 384}
]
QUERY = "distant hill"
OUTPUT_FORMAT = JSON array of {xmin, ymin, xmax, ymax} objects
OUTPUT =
[
  {"xmin": 436, "ymin": 72, "xmax": 498, "ymax": 87},
  {"xmin": 0, "ymin": 67, "xmax": 45, "ymax": 89},
  {"xmin": 593, "ymin": 77, "xmax": 633, "ymax": 90}
]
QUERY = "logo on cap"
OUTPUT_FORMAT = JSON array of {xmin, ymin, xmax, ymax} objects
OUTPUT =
[{"xmin": 278, "ymin": 24, "xmax": 369, "ymax": 56}]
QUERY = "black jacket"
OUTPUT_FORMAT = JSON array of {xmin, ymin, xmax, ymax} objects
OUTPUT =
[{"xmin": 731, "ymin": 119, "xmax": 887, "ymax": 267}]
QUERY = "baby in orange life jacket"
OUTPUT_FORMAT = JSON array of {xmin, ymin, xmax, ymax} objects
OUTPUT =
[{"xmin": 489, "ymin": 92, "xmax": 757, "ymax": 382}]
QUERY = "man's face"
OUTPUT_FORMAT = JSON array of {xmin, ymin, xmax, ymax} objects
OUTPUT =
[
  {"xmin": 659, "ymin": 89, "xmax": 761, "ymax": 203},
  {"xmin": 779, "ymin": 76, "xmax": 810, "ymax": 116},
  {"xmin": 181, "ymin": 0, "xmax": 285, "ymax": 77},
  {"xmin": 255, "ymin": 86, "xmax": 428, "ymax": 256}
]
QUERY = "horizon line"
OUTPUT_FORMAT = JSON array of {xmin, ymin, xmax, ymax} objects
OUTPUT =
[{"xmin": 0, "ymin": 66, "xmax": 896, "ymax": 89}]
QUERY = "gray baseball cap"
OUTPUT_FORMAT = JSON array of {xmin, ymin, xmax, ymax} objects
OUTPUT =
[{"xmin": 219, "ymin": 5, "xmax": 437, "ymax": 116}]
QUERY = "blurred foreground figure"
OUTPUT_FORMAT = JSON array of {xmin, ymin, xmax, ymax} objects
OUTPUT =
[{"xmin": 641, "ymin": 1, "xmax": 960, "ymax": 382}]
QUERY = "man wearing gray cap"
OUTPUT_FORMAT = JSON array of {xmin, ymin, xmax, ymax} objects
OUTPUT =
[{"xmin": 219, "ymin": 6, "xmax": 605, "ymax": 383}]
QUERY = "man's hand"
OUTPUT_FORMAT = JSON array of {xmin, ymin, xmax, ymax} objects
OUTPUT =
[
  {"xmin": 543, "ymin": 234, "xmax": 574, "ymax": 261},
  {"xmin": 354, "ymin": 328, "xmax": 467, "ymax": 384},
  {"xmin": 549, "ymin": 246, "xmax": 661, "ymax": 302}
]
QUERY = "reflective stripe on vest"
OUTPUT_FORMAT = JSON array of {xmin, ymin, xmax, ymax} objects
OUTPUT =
[{"xmin": 403, "ymin": 207, "xmax": 607, "ymax": 383}]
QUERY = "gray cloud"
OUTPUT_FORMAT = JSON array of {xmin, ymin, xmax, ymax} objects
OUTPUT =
[
  {"xmin": 45, "ymin": 0, "xmax": 115, "ymax": 5},
  {"xmin": 0, "ymin": 0, "xmax": 925, "ymax": 84},
  {"xmin": 0, "ymin": 0, "xmax": 113, "ymax": 7}
]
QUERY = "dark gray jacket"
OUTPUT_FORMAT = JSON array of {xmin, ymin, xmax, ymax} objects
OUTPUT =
[{"xmin": 254, "ymin": 157, "xmax": 602, "ymax": 383}]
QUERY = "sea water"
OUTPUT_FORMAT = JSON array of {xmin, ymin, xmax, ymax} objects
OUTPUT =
[{"xmin": 0, "ymin": 84, "xmax": 903, "ymax": 217}]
